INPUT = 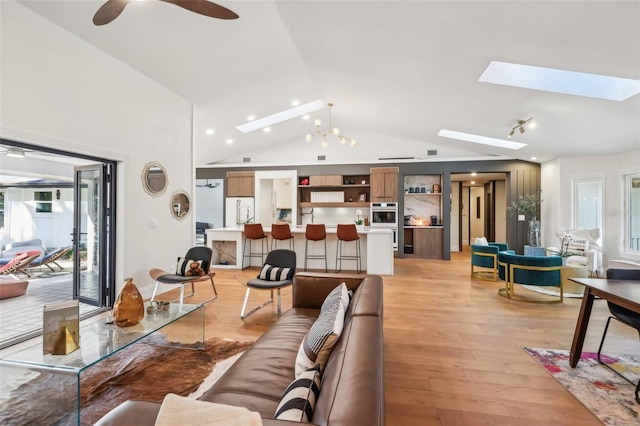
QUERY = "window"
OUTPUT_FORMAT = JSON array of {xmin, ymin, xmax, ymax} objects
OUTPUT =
[
  {"xmin": 626, "ymin": 173, "xmax": 640, "ymax": 253},
  {"xmin": 573, "ymin": 178, "xmax": 603, "ymax": 234},
  {"xmin": 34, "ymin": 191, "xmax": 53, "ymax": 213}
]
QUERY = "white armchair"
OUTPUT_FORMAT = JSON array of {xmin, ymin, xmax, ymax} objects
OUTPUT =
[{"xmin": 548, "ymin": 228, "xmax": 603, "ymax": 277}]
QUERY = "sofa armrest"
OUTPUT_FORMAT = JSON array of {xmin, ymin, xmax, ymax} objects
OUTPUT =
[{"xmin": 292, "ymin": 272, "xmax": 366, "ymax": 309}]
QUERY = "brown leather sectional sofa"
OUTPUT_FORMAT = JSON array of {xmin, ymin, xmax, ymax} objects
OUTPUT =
[{"xmin": 96, "ymin": 272, "xmax": 385, "ymax": 426}]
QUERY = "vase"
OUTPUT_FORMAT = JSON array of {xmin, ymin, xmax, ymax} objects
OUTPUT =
[
  {"xmin": 528, "ymin": 217, "xmax": 541, "ymax": 247},
  {"xmin": 113, "ymin": 277, "xmax": 145, "ymax": 327}
]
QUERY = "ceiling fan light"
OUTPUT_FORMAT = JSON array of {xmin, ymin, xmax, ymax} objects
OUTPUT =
[
  {"xmin": 508, "ymin": 130, "xmax": 515, "ymax": 138},
  {"xmin": 314, "ymin": 119, "xmax": 322, "ymax": 127},
  {"xmin": 321, "ymin": 138, "xmax": 328, "ymax": 149},
  {"xmin": 332, "ymin": 127, "xmax": 340, "ymax": 135},
  {"xmin": 350, "ymin": 139, "xmax": 358, "ymax": 147},
  {"xmin": 340, "ymin": 136, "xmax": 347, "ymax": 144},
  {"xmin": 519, "ymin": 126, "xmax": 525, "ymax": 134},
  {"xmin": 305, "ymin": 134, "xmax": 313, "ymax": 143}
]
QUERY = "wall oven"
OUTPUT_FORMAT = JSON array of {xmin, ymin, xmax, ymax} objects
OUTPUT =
[{"xmin": 370, "ymin": 202, "xmax": 398, "ymax": 250}]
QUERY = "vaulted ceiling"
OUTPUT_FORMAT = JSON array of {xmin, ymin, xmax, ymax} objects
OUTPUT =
[{"xmin": 16, "ymin": 0, "xmax": 640, "ymax": 167}]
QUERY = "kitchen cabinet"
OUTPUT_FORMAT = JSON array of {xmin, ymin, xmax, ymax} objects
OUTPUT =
[
  {"xmin": 227, "ymin": 172, "xmax": 254, "ymax": 197},
  {"xmin": 370, "ymin": 167, "xmax": 398, "ymax": 202},
  {"xmin": 412, "ymin": 227, "xmax": 443, "ymax": 259}
]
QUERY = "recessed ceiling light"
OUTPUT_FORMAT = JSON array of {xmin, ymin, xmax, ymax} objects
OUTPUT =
[
  {"xmin": 247, "ymin": 115, "xmax": 256, "ymax": 121},
  {"xmin": 438, "ymin": 129, "xmax": 526, "ymax": 150},
  {"xmin": 263, "ymin": 127, "xmax": 271, "ymax": 133},
  {"xmin": 530, "ymin": 156, "xmax": 538, "ymax": 160},
  {"xmin": 302, "ymin": 114, "xmax": 310, "ymax": 120},
  {"xmin": 225, "ymin": 138, "xmax": 233, "ymax": 145},
  {"xmin": 236, "ymin": 99, "xmax": 325, "ymax": 133},
  {"xmin": 479, "ymin": 61, "xmax": 640, "ymax": 101},
  {"xmin": 291, "ymin": 99, "xmax": 300, "ymax": 106},
  {"xmin": 471, "ymin": 172, "xmax": 477, "ymax": 176},
  {"xmin": 471, "ymin": 181, "xmax": 476, "ymax": 185},
  {"xmin": 205, "ymin": 128, "xmax": 214, "ymax": 136}
]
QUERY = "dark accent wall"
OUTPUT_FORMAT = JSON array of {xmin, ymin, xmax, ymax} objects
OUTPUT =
[{"xmin": 197, "ymin": 159, "xmax": 541, "ymax": 258}]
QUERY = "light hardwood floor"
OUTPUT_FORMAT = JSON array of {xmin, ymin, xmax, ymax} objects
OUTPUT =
[{"xmin": 164, "ymin": 249, "xmax": 638, "ymax": 425}]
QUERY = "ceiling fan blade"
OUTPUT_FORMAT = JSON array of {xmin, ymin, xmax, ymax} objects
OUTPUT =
[
  {"xmin": 93, "ymin": 0, "xmax": 131, "ymax": 26},
  {"xmin": 159, "ymin": 0, "xmax": 239, "ymax": 20}
]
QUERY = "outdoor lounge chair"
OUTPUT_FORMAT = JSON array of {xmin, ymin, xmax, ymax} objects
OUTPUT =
[
  {"xmin": 0, "ymin": 251, "xmax": 41, "ymax": 279},
  {"xmin": 28, "ymin": 246, "xmax": 72, "ymax": 273}
]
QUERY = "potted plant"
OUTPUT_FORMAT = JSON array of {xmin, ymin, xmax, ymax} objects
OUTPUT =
[
  {"xmin": 507, "ymin": 191, "xmax": 543, "ymax": 247},
  {"xmin": 354, "ymin": 209, "xmax": 364, "ymax": 229}
]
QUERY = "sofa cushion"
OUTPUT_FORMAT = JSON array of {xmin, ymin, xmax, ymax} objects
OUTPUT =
[
  {"xmin": 274, "ymin": 366, "xmax": 321, "ymax": 422},
  {"xmin": 258, "ymin": 264, "xmax": 293, "ymax": 281},
  {"xmin": 295, "ymin": 296, "xmax": 347, "ymax": 376}
]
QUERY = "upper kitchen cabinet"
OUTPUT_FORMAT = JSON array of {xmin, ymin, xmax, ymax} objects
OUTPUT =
[
  {"xmin": 227, "ymin": 171, "xmax": 255, "ymax": 197},
  {"xmin": 370, "ymin": 167, "xmax": 399, "ymax": 202}
]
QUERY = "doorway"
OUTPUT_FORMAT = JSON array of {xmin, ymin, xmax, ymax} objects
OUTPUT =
[
  {"xmin": 450, "ymin": 173, "xmax": 507, "ymax": 251},
  {"xmin": 0, "ymin": 140, "xmax": 116, "ymax": 348}
]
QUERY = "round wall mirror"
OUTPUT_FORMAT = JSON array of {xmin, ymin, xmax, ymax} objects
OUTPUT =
[
  {"xmin": 170, "ymin": 190, "xmax": 191, "ymax": 220},
  {"xmin": 141, "ymin": 161, "xmax": 168, "ymax": 197}
]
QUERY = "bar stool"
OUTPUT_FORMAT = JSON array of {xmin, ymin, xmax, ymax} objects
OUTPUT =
[
  {"xmin": 335, "ymin": 224, "xmax": 361, "ymax": 273},
  {"xmin": 304, "ymin": 224, "xmax": 327, "ymax": 272},
  {"xmin": 242, "ymin": 223, "xmax": 268, "ymax": 269},
  {"xmin": 271, "ymin": 223, "xmax": 295, "ymax": 250}
]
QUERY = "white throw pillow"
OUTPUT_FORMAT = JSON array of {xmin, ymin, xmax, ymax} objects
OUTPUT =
[{"xmin": 474, "ymin": 237, "xmax": 489, "ymax": 246}]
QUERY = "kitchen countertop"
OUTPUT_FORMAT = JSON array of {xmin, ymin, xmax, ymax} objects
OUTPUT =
[
  {"xmin": 403, "ymin": 225, "xmax": 443, "ymax": 228},
  {"xmin": 208, "ymin": 226, "xmax": 392, "ymax": 234}
]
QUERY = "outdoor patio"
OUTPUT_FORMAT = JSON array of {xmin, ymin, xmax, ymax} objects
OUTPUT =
[{"xmin": 0, "ymin": 262, "xmax": 100, "ymax": 349}]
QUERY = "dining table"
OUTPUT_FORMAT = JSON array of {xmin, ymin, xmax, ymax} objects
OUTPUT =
[{"xmin": 569, "ymin": 277, "xmax": 640, "ymax": 368}]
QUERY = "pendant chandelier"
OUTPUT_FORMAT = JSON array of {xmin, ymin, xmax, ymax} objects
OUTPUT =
[{"xmin": 305, "ymin": 103, "xmax": 357, "ymax": 148}]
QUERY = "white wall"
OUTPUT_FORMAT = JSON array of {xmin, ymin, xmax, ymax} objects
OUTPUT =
[
  {"xmin": 541, "ymin": 148, "xmax": 640, "ymax": 266},
  {"xmin": 1, "ymin": 2, "xmax": 194, "ymax": 297}
]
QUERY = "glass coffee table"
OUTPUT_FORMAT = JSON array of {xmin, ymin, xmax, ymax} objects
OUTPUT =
[{"xmin": 0, "ymin": 302, "xmax": 204, "ymax": 425}]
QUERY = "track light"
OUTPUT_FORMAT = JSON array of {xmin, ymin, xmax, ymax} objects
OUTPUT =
[{"xmin": 508, "ymin": 117, "xmax": 534, "ymax": 138}]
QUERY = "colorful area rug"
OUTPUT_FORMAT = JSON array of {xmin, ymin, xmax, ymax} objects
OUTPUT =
[
  {"xmin": 524, "ymin": 348, "xmax": 640, "ymax": 425},
  {"xmin": 0, "ymin": 335, "xmax": 252, "ymax": 425}
]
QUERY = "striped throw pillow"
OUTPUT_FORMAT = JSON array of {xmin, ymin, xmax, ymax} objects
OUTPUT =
[
  {"xmin": 274, "ymin": 366, "xmax": 321, "ymax": 422},
  {"xmin": 320, "ymin": 282, "xmax": 350, "ymax": 314},
  {"xmin": 258, "ymin": 264, "xmax": 293, "ymax": 281},
  {"xmin": 175, "ymin": 258, "xmax": 203, "ymax": 276},
  {"xmin": 295, "ymin": 294, "xmax": 347, "ymax": 377}
]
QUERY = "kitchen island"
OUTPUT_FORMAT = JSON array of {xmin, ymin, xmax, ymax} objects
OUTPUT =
[{"xmin": 206, "ymin": 226, "xmax": 394, "ymax": 275}]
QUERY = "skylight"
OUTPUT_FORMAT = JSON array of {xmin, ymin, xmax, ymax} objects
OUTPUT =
[
  {"xmin": 236, "ymin": 100, "xmax": 325, "ymax": 133},
  {"xmin": 438, "ymin": 130, "xmax": 527, "ymax": 150},
  {"xmin": 479, "ymin": 61, "xmax": 640, "ymax": 101}
]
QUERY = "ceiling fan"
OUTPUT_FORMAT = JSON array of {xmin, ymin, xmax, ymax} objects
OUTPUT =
[{"xmin": 93, "ymin": 0, "xmax": 239, "ymax": 26}]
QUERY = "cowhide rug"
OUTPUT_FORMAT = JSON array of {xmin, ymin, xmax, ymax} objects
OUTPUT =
[{"xmin": 0, "ymin": 336, "xmax": 253, "ymax": 426}]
